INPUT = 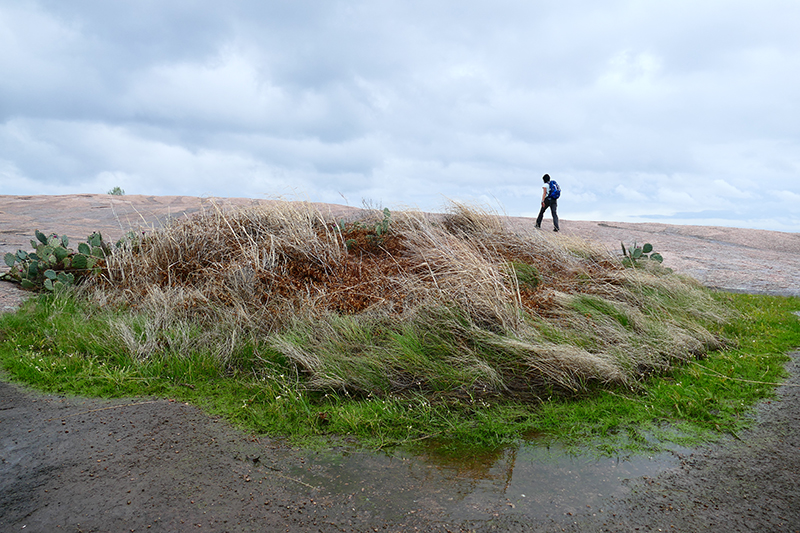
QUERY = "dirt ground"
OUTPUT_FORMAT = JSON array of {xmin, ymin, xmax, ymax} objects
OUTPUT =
[{"xmin": 1, "ymin": 194, "xmax": 799, "ymax": 532}]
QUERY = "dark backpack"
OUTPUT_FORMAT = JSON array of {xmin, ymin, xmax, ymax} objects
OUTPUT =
[{"xmin": 548, "ymin": 180, "xmax": 561, "ymax": 200}]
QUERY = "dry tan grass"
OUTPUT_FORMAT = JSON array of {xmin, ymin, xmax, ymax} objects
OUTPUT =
[{"xmin": 88, "ymin": 200, "xmax": 730, "ymax": 395}]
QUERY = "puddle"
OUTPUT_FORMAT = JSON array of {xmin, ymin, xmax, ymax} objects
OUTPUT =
[{"xmin": 288, "ymin": 440, "xmax": 687, "ymax": 524}]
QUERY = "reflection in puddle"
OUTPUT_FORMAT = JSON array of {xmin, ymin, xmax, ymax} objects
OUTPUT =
[{"xmin": 291, "ymin": 440, "xmax": 686, "ymax": 524}]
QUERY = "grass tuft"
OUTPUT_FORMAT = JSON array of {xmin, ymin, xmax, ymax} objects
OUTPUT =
[{"xmin": 1, "ymin": 201, "xmax": 799, "ymax": 453}]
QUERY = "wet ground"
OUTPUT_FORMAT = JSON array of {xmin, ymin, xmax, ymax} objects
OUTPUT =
[
  {"xmin": 1, "ymin": 195, "xmax": 800, "ymax": 531},
  {"xmin": 2, "ymin": 350, "xmax": 799, "ymax": 532}
]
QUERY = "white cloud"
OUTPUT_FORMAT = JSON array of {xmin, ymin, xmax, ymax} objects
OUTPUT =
[
  {"xmin": 0, "ymin": 1, "xmax": 798, "ymax": 231},
  {"xmin": 614, "ymin": 184, "xmax": 648, "ymax": 202},
  {"xmin": 711, "ymin": 179, "xmax": 751, "ymax": 199},
  {"xmin": 775, "ymin": 190, "xmax": 800, "ymax": 203},
  {"xmin": 599, "ymin": 50, "xmax": 663, "ymax": 89}
]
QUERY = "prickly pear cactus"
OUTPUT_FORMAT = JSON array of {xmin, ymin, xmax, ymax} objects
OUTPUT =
[
  {"xmin": 1, "ymin": 230, "xmax": 111, "ymax": 291},
  {"xmin": 620, "ymin": 241, "xmax": 664, "ymax": 267}
]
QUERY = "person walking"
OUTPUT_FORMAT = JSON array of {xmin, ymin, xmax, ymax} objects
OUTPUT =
[{"xmin": 535, "ymin": 174, "xmax": 560, "ymax": 232}]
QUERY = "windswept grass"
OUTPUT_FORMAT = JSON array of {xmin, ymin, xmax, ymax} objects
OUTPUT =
[
  {"xmin": 90, "ymin": 200, "xmax": 730, "ymax": 395},
  {"xmin": 1, "ymin": 200, "xmax": 798, "ymax": 452}
]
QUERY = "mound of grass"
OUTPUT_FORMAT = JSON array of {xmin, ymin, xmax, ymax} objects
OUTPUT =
[
  {"xmin": 92, "ymin": 200, "xmax": 730, "ymax": 394},
  {"xmin": 1, "ymin": 201, "xmax": 799, "ymax": 452}
]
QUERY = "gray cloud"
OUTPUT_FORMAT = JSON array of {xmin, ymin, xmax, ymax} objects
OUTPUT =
[{"xmin": 0, "ymin": 0, "xmax": 798, "ymax": 231}]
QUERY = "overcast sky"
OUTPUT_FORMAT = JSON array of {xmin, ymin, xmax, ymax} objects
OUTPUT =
[{"xmin": 1, "ymin": 1, "xmax": 798, "ymax": 231}]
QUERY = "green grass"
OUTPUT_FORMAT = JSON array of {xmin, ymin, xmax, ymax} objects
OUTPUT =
[
  {"xmin": 524, "ymin": 292, "xmax": 800, "ymax": 451},
  {"xmin": 1, "ymin": 290, "xmax": 799, "ymax": 455}
]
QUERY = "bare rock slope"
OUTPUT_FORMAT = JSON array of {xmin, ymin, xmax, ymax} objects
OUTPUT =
[{"xmin": 2, "ymin": 194, "xmax": 799, "ymax": 302}]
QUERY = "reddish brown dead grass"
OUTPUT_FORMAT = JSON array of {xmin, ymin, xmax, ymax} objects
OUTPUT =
[
  {"xmin": 95, "ymin": 201, "xmax": 632, "ymax": 330},
  {"xmin": 80, "ymin": 200, "xmax": 729, "ymax": 394}
]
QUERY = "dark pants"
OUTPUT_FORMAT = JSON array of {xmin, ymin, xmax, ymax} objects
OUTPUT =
[{"xmin": 536, "ymin": 198, "xmax": 559, "ymax": 231}]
